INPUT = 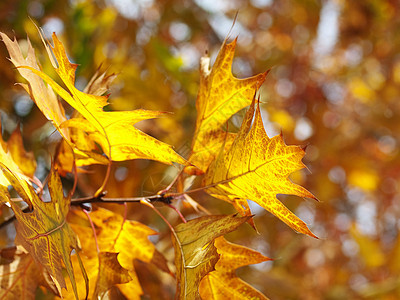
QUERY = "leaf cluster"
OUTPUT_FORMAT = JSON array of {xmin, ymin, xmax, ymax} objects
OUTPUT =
[{"xmin": 0, "ymin": 25, "xmax": 315, "ymax": 299}]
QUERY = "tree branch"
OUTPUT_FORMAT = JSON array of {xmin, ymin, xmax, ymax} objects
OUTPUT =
[{"xmin": 0, "ymin": 193, "xmax": 173, "ymax": 229}]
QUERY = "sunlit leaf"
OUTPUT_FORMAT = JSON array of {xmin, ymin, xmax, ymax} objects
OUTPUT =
[
  {"xmin": 17, "ymin": 32, "xmax": 187, "ymax": 167},
  {"xmin": 0, "ymin": 164, "xmax": 84, "ymax": 299},
  {"xmin": 0, "ymin": 122, "xmax": 36, "ymax": 207},
  {"xmin": 93, "ymin": 252, "xmax": 132, "ymax": 300},
  {"xmin": 199, "ymin": 237, "xmax": 271, "ymax": 300},
  {"xmin": 204, "ymin": 98, "xmax": 317, "ymax": 237},
  {"xmin": 172, "ymin": 214, "xmax": 250, "ymax": 300},
  {"xmin": 0, "ymin": 32, "xmax": 68, "ymax": 136},
  {"xmin": 7, "ymin": 126, "xmax": 36, "ymax": 178},
  {"xmin": 65, "ymin": 207, "xmax": 170, "ymax": 299},
  {"xmin": 186, "ymin": 38, "xmax": 267, "ymax": 174},
  {"xmin": 0, "ymin": 246, "xmax": 58, "ymax": 300}
]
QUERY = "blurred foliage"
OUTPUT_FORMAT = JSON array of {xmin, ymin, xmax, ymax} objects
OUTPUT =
[{"xmin": 1, "ymin": 0, "xmax": 400, "ymax": 299}]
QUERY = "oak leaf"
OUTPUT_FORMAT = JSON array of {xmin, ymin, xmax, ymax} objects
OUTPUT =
[
  {"xmin": 65, "ymin": 207, "xmax": 170, "ymax": 299},
  {"xmin": 0, "ymin": 164, "xmax": 85, "ymax": 299},
  {"xmin": 0, "ymin": 32, "xmax": 106, "ymax": 171},
  {"xmin": 199, "ymin": 237, "xmax": 271, "ymax": 300},
  {"xmin": 7, "ymin": 126, "xmax": 36, "ymax": 179},
  {"xmin": 186, "ymin": 38, "xmax": 267, "ymax": 174},
  {"xmin": 0, "ymin": 33, "xmax": 67, "ymax": 137},
  {"xmin": 18, "ymin": 32, "xmax": 187, "ymax": 167},
  {"xmin": 93, "ymin": 252, "xmax": 132, "ymax": 300},
  {"xmin": 0, "ymin": 123, "xmax": 36, "ymax": 208},
  {"xmin": 172, "ymin": 214, "xmax": 250, "ymax": 300},
  {"xmin": 0, "ymin": 246, "xmax": 58, "ymax": 300},
  {"xmin": 204, "ymin": 99, "xmax": 317, "ymax": 237}
]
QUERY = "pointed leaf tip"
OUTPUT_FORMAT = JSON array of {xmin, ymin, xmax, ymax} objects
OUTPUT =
[
  {"xmin": 204, "ymin": 100, "xmax": 318, "ymax": 238},
  {"xmin": 187, "ymin": 34, "xmax": 268, "ymax": 173},
  {"xmin": 172, "ymin": 214, "xmax": 250, "ymax": 299}
]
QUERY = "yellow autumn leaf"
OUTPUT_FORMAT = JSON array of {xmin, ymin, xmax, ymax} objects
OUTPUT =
[
  {"xmin": 64, "ymin": 207, "xmax": 170, "ymax": 300},
  {"xmin": 0, "ymin": 31, "xmax": 109, "ymax": 171},
  {"xmin": 55, "ymin": 66, "xmax": 117, "ymax": 173},
  {"xmin": 7, "ymin": 127, "xmax": 36, "ymax": 178},
  {"xmin": 83, "ymin": 66, "xmax": 118, "ymax": 96},
  {"xmin": 199, "ymin": 237, "xmax": 271, "ymax": 300},
  {"xmin": 0, "ymin": 33, "xmax": 67, "ymax": 136},
  {"xmin": 186, "ymin": 38, "xmax": 267, "ymax": 174},
  {"xmin": 0, "ymin": 164, "xmax": 85, "ymax": 300},
  {"xmin": 172, "ymin": 214, "xmax": 250, "ymax": 300},
  {"xmin": 93, "ymin": 252, "xmax": 132, "ymax": 300},
  {"xmin": 204, "ymin": 98, "xmax": 317, "ymax": 238},
  {"xmin": 19, "ymin": 32, "xmax": 187, "ymax": 167},
  {"xmin": 0, "ymin": 122, "xmax": 36, "ymax": 207},
  {"xmin": 0, "ymin": 246, "xmax": 59, "ymax": 300}
]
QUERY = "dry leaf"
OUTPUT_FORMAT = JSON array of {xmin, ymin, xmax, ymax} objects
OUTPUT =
[
  {"xmin": 0, "ymin": 33, "xmax": 68, "ymax": 137},
  {"xmin": 199, "ymin": 237, "xmax": 271, "ymax": 300},
  {"xmin": 186, "ymin": 38, "xmax": 267, "ymax": 174},
  {"xmin": 0, "ymin": 164, "xmax": 85, "ymax": 299},
  {"xmin": 0, "ymin": 246, "xmax": 58, "ymax": 300},
  {"xmin": 172, "ymin": 214, "xmax": 250, "ymax": 300},
  {"xmin": 65, "ymin": 207, "xmax": 169, "ymax": 300},
  {"xmin": 7, "ymin": 126, "xmax": 36, "ymax": 178},
  {"xmin": 83, "ymin": 66, "xmax": 118, "ymax": 96},
  {"xmin": 16, "ymin": 32, "xmax": 187, "ymax": 167},
  {"xmin": 0, "ymin": 122, "xmax": 35, "ymax": 203},
  {"xmin": 93, "ymin": 252, "xmax": 132, "ymax": 300},
  {"xmin": 204, "ymin": 98, "xmax": 317, "ymax": 237}
]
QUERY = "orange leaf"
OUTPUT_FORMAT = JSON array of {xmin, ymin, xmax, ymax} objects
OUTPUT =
[
  {"xmin": 199, "ymin": 237, "xmax": 271, "ymax": 300},
  {"xmin": 204, "ymin": 98, "xmax": 317, "ymax": 238},
  {"xmin": 186, "ymin": 38, "xmax": 267, "ymax": 174},
  {"xmin": 172, "ymin": 214, "xmax": 250, "ymax": 300}
]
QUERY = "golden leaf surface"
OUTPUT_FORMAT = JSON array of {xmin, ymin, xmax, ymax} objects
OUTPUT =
[
  {"xmin": 0, "ymin": 164, "xmax": 84, "ymax": 299},
  {"xmin": 172, "ymin": 214, "xmax": 250, "ymax": 300},
  {"xmin": 93, "ymin": 252, "xmax": 132, "ymax": 300},
  {"xmin": 0, "ymin": 31, "xmax": 106, "ymax": 170},
  {"xmin": 56, "ymin": 67, "xmax": 117, "ymax": 173},
  {"xmin": 186, "ymin": 38, "xmax": 267, "ymax": 174},
  {"xmin": 18, "ymin": 32, "xmax": 187, "ymax": 167},
  {"xmin": 0, "ymin": 33, "xmax": 67, "ymax": 136},
  {"xmin": 0, "ymin": 247, "xmax": 58, "ymax": 300},
  {"xmin": 199, "ymin": 237, "xmax": 271, "ymax": 300},
  {"xmin": 64, "ymin": 207, "xmax": 169, "ymax": 300},
  {"xmin": 0, "ymin": 124, "xmax": 36, "ymax": 206},
  {"xmin": 7, "ymin": 127, "xmax": 36, "ymax": 178},
  {"xmin": 204, "ymin": 99, "xmax": 317, "ymax": 238}
]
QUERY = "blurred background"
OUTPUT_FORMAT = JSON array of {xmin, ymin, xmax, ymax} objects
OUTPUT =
[{"xmin": 1, "ymin": 0, "xmax": 400, "ymax": 299}]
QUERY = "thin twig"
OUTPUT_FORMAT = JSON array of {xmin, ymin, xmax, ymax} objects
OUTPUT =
[
  {"xmin": 1, "ymin": 193, "xmax": 174, "ymax": 229},
  {"xmin": 69, "ymin": 193, "xmax": 167, "ymax": 206},
  {"xmin": 167, "ymin": 204, "xmax": 187, "ymax": 223},
  {"xmin": 157, "ymin": 168, "xmax": 184, "ymax": 195},
  {"xmin": 83, "ymin": 209, "xmax": 100, "ymax": 254},
  {"xmin": 140, "ymin": 199, "xmax": 176, "ymax": 233},
  {"xmin": 69, "ymin": 149, "xmax": 78, "ymax": 198}
]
